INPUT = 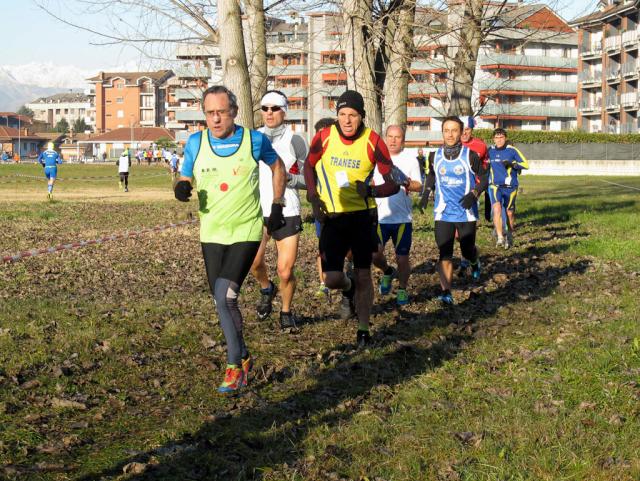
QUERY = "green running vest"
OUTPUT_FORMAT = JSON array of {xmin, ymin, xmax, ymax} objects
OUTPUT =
[{"xmin": 193, "ymin": 128, "xmax": 263, "ymax": 244}]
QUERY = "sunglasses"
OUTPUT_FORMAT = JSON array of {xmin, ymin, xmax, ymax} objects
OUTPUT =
[{"xmin": 261, "ymin": 105, "xmax": 282, "ymax": 112}]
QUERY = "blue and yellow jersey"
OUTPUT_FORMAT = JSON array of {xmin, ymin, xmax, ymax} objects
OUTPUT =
[
  {"xmin": 38, "ymin": 149, "xmax": 62, "ymax": 168},
  {"xmin": 488, "ymin": 145, "xmax": 528, "ymax": 187}
]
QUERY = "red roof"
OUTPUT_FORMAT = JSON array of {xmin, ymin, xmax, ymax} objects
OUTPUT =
[
  {"xmin": 87, "ymin": 127, "xmax": 175, "ymax": 143},
  {"xmin": 0, "ymin": 126, "xmax": 43, "ymax": 141}
]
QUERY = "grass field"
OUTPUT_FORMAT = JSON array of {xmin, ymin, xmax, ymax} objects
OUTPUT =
[{"xmin": 0, "ymin": 164, "xmax": 638, "ymax": 481}]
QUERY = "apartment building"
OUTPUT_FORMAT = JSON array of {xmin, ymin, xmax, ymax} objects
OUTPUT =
[
  {"xmin": 87, "ymin": 70, "xmax": 174, "ymax": 133},
  {"xmin": 25, "ymin": 92, "xmax": 95, "ymax": 131},
  {"xmin": 167, "ymin": 3, "xmax": 577, "ymax": 145},
  {"xmin": 573, "ymin": 0, "xmax": 640, "ymax": 134}
]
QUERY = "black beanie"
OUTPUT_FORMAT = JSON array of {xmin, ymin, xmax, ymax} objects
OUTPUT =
[{"xmin": 336, "ymin": 90, "xmax": 365, "ymax": 118}]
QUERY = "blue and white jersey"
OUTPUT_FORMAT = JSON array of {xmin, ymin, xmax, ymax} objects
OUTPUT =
[
  {"xmin": 433, "ymin": 146, "xmax": 477, "ymax": 222},
  {"xmin": 38, "ymin": 149, "xmax": 62, "ymax": 168}
]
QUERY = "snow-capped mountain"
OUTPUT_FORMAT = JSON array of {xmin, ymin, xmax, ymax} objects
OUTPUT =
[
  {"xmin": 2, "ymin": 62, "xmax": 97, "ymax": 89},
  {"xmin": 0, "ymin": 68, "xmax": 63, "ymax": 112}
]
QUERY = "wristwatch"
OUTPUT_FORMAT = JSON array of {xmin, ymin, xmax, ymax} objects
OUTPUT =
[{"xmin": 273, "ymin": 196, "xmax": 286, "ymax": 206}]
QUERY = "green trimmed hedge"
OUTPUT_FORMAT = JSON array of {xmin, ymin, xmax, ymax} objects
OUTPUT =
[{"xmin": 472, "ymin": 129, "xmax": 640, "ymax": 144}]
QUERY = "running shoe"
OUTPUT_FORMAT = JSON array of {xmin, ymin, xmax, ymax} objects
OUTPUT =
[
  {"xmin": 458, "ymin": 259, "xmax": 470, "ymax": 277},
  {"xmin": 437, "ymin": 292, "xmax": 454, "ymax": 305},
  {"xmin": 280, "ymin": 311, "xmax": 298, "ymax": 329},
  {"xmin": 217, "ymin": 365, "xmax": 244, "ymax": 393},
  {"xmin": 124, "ymin": 187, "xmax": 129, "ymax": 193},
  {"xmin": 339, "ymin": 274, "xmax": 356, "ymax": 320},
  {"xmin": 345, "ymin": 259, "xmax": 354, "ymax": 277},
  {"xmin": 241, "ymin": 354, "xmax": 253, "ymax": 387},
  {"xmin": 256, "ymin": 281, "xmax": 277, "ymax": 320},
  {"xmin": 396, "ymin": 288, "xmax": 409, "ymax": 306},
  {"xmin": 505, "ymin": 232, "xmax": 513, "ymax": 250},
  {"xmin": 356, "ymin": 329, "xmax": 371, "ymax": 348},
  {"xmin": 471, "ymin": 260, "xmax": 482, "ymax": 280},
  {"xmin": 379, "ymin": 267, "xmax": 396, "ymax": 295},
  {"xmin": 315, "ymin": 283, "xmax": 330, "ymax": 298},
  {"xmin": 496, "ymin": 237, "xmax": 505, "ymax": 247},
  {"xmin": 47, "ymin": 192, "xmax": 52, "ymax": 201}
]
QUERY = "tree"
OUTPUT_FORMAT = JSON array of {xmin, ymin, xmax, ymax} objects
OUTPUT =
[
  {"xmin": 17, "ymin": 105, "xmax": 34, "ymax": 118},
  {"xmin": 218, "ymin": 0, "xmax": 254, "ymax": 127},
  {"xmin": 245, "ymin": 0, "xmax": 268, "ymax": 127},
  {"xmin": 156, "ymin": 136, "xmax": 176, "ymax": 149},
  {"xmin": 72, "ymin": 117, "xmax": 89, "ymax": 133},
  {"xmin": 55, "ymin": 118, "xmax": 69, "ymax": 133}
]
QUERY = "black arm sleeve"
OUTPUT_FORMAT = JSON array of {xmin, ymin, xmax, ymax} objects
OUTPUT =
[
  {"xmin": 469, "ymin": 151, "xmax": 488, "ymax": 195},
  {"xmin": 424, "ymin": 151, "xmax": 436, "ymax": 191}
]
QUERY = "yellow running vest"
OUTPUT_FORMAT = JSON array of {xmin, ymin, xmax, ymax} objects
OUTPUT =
[
  {"xmin": 315, "ymin": 125, "xmax": 377, "ymax": 213},
  {"xmin": 192, "ymin": 128, "xmax": 263, "ymax": 244}
]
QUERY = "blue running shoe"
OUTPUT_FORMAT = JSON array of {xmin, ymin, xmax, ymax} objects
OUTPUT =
[
  {"xmin": 437, "ymin": 292, "xmax": 454, "ymax": 305},
  {"xmin": 471, "ymin": 260, "xmax": 481, "ymax": 281}
]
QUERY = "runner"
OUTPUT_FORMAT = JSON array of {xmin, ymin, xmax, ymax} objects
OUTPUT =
[
  {"xmin": 250, "ymin": 90, "xmax": 309, "ymax": 329},
  {"xmin": 487, "ymin": 128, "xmax": 529, "ymax": 249},
  {"xmin": 422, "ymin": 116, "xmax": 488, "ymax": 305},
  {"xmin": 304, "ymin": 90, "xmax": 399, "ymax": 347},
  {"xmin": 118, "ymin": 149, "xmax": 131, "ymax": 192},
  {"xmin": 174, "ymin": 85, "xmax": 286, "ymax": 393},
  {"xmin": 169, "ymin": 151, "xmax": 180, "ymax": 180},
  {"xmin": 37, "ymin": 142, "xmax": 62, "ymax": 200},
  {"xmin": 372, "ymin": 125, "xmax": 422, "ymax": 306},
  {"xmin": 311, "ymin": 117, "xmax": 336, "ymax": 298}
]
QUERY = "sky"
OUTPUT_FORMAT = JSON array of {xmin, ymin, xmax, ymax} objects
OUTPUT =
[{"xmin": 3, "ymin": 0, "xmax": 601, "ymax": 69}]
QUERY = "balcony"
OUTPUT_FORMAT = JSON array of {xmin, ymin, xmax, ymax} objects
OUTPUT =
[
  {"xmin": 408, "ymin": 82, "xmax": 448, "ymax": 95},
  {"xmin": 405, "ymin": 130, "xmax": 444, "ymax": 142},
  {"xmin": 622, "ymin": 30, "xmax": 639, "ymax": 49},
  {"xmin": 174, "ymin": 66, "xmax": 210, "ymax": 79},
  {"xmin": 580, "ymin": 41, "xmax": 603, "ymax": 59},
  {"xmin": 579, "ymin": 69, "xmax": 603, "ymax": 87},
  {"xmin": 175, "ymin": 109, "xmax": 205, "ymax": 122},
  {"xmin": 268, "ymin": 64, "xmax": 308, "ymax": 76},
  {"xmin": 606, "ymin": 65, "xmax": 621, "ymax": 83},
  {"xmin": 579, "ymin": 99, "xmax": 602, "ymax": 115},
  {"xmin": 620, "ymin": 121, "xmax": 639, "ymax": 134},
  {"xmin": 477, "ymin": 78, "xmax": 577, "ymax": 94},
  {"xmin": 279, "ymin": 86, "xmax": 308, "ymax": 98},
  {"xmin": 164, "ymin": 121, "xmax": 186, "ymax": 130},
  {"xmin": 407, "ymin": 106, "xmax": 446, "ymax": 118},
  {"xmin": 621, "ymin": 92, "xmax": 638, "ymax": 109},
  {"xmin": 479, "ymin": 104, "xmax": 577, "ymax": 118},
  {"xmin": 410, "ymin": 59, "xmax": 449, "ymax": 71},
  {"xmin": 477, "ymin": 53, "xmax": 577, "ymax": 70},
  {"xmin": 605, "ymin": 95, "xmax": 621, "ymax": 109},
  {"xmin": 284, "ymin": 109, "xmax": 308, "ymax": 120},
  {"xmin": 174, "ymin": 88, "xmax": 202, "ymax": 101},
  {"xmin": 622, "ymin": 61, "xmax": 639, "ymax": 78},
  {"xmin": 604, "ymin": 35, "xmax": 621, "ymax": 54}
]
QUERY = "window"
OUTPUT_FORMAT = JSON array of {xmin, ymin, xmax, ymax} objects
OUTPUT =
[
  {"xmin": 116, "ymin": 82, "xmax": 124, "ymax": 90},
  {"xmin": 117, "ymin": 110, "xmax": 124, "ymax": 118},
  {"xmin": 116, "ymin": 97, "xmax": 124, "ymax": 104}
]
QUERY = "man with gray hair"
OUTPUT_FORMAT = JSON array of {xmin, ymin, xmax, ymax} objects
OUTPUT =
[
  {"xmin": 174, "ymin": 85, "xmax": 286, "ymax": 393},
  {"xmin": 372, "ymin": 125, "xmax": 423, "ymax": 305}
]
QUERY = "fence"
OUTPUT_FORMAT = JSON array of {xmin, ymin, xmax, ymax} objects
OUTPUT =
[{"xmin": 512, "ymin": 142, "xmax": 640, "ymax": 161}]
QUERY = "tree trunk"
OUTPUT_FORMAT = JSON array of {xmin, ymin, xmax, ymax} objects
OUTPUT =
[
  {"xmin": 343, "ymin": 0, "xmax": 382, "ymax": 133},
  {"xmin": 447, "ymin": 0, "xmax": 484, "ymax": 116},
  {"xmin": 245, "ymin": 0, "xmax": 268, "ymax": 127},
  {"xmin": 218, "ymin": 0, "xmax": 254, "ymax": 127},
  {"xmin": 383, "ymin": 0, "xmax": 416, "ymax": 128}
]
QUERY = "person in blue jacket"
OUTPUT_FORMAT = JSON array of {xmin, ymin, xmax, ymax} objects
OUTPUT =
[
  {"xmin": 487, "ymin": 128, "xmax": 529, "ymax": 249},
  {"xmin": 38, "ymin": 142, "xmax": 63, "ymax": 200}
]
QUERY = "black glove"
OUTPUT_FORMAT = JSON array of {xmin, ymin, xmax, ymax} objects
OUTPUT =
[
  {"xmin": 356, "ymin": 180, "xmax": 373, "ymax": 199},
  {"xmin": 502, "ymin": 160, "xmax": 515, "ymax": 168},
  {"xmin": 459, "ymin": 191, "xmax": 477, "ymax": 210},
  {"xmin": 418, "ymin": 189, "xmax": 431, "ymax": 213},
  {"xmin": 266, "ymin": 203, "xmax": 286, "ymax": 235},
  {"xmin": 174, "ymin": 180, "xmax": 192, "ymax": 202},
  {"xmin": 309, "ymin": 195, "xmax": 328, "ymax": 224}
]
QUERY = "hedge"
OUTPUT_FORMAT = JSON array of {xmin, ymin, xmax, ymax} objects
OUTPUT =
[{"xmin": 471, "ymin": 129, "xmax": 640, "ymax": 144}]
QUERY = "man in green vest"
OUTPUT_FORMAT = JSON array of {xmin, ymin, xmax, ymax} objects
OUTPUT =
[{"xmin": 174, "ymin": 85, "xmax": 286, "ymax": 393}]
